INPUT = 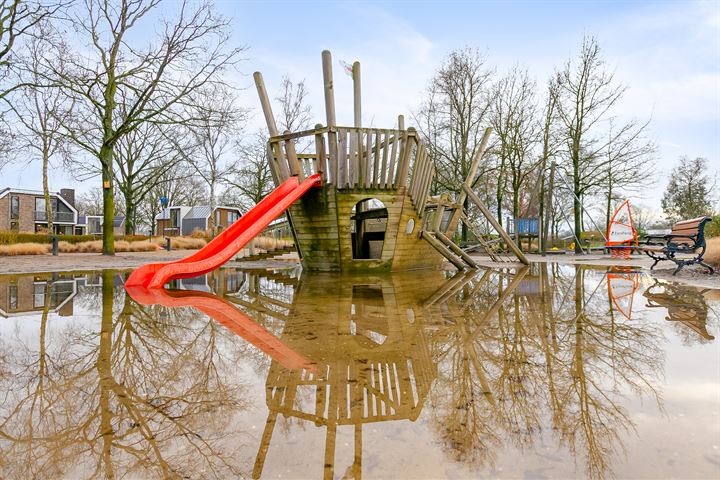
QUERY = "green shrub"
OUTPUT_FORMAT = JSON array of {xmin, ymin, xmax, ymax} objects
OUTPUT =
[
  {"xmin": 0, "ymin": 231, "xmax": 152, "ymax": 245},
  {"xmin": 704, "ymin": 216, "xmax": 720, "ymax": 238}
]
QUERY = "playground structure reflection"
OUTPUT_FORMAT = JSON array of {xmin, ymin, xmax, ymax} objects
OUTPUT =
[{"xmin": 0, "ymin": 265, "xmax": 716, "ymax": 478}]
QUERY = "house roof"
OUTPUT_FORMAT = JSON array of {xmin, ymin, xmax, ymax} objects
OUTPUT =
[
  {"xmin": 113, "ymin": 216, "xmax": 125, "ymax": 227},
  {"xmin": 0, "ymin": 187, "xmax": 78, "ymax": 214},
  {"xmin": 185, "ymin": 206, "xmax": 212, "ymax": 219},
  {"xmin": 155, "ymin": 205, "xmax": 242, "ymax": 221}
]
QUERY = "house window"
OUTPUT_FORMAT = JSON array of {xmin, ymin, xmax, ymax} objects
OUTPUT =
[
  {"xmin": 33, "ymin": 283, "xmax": 46, "ymax": 308},
  {"xmin": 8, "ymin": 285, "xmax": 18, "ymax": 310},
  {"xmin": 88, "ymin": 217, "xmax": 102, "ymax": 234},
  {"xmin": 10, "ymin": 195, "xmax": 19, "ymax": 220},
  {"xmin": 228, "ymin": 211, "xmax": 240, "ymax": 224},
  {"xmin": 170, "ymin": 209, "xmax": 180, "ymax": 228}
]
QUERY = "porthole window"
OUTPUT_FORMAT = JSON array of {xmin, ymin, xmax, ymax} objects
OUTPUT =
[{"xmin": 405, "ymin": 218, "xmax": 415, "ymax": 235}]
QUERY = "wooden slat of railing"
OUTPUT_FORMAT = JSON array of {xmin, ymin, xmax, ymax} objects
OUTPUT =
[
  {"xmin": 393, "ymin": 132, "xmax": 409, "ymax": 188},
  {"xmin": 418, "ymin": 164, "xmax": 434, "ymax": 215},
  {"xmin": 380, "ymin": 132, "xmax": 390, "ymax": 188},
  {"xmin": 347, "ymin": 129, "xmax": 357, "ymax": 188},
  {"xmin": 328, "ymin": 131, "xmax": 338, "ymax": 186},
  {"xmin": 409, "ymin": 143, "xmax": 425, "ymax": 201},
  {"xmin": 364, "ymin": 130, "xmax": 372, "ymax": 188},
  {"xmin": 354, "ymin": 130, "xmax": 362, "ymax": 187},
  {"xmin": 387, "ymin": 134, "xmax": 398, "ymax": 188},
  {"xmin": 373, "ymin": 130, "xmax": 381, "ymax": 188},
  {"xmin": 338, "ymin": 130, "xmax": 348, "ymax": 188}
]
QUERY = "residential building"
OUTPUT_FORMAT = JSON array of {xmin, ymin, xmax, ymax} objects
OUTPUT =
[
  {"xmin": 155, "ymin": 205, "xmax": 242, "ymax": 236},
  {"xmin": 0, "ymin": 273, "xmax": 80, "ymax": 318},
  {"xmin": 75, "ymin": 215, "xmax": 126, "ymax": 236},
  {"xmin": 0, "ymin": 187, "xmax": 78, "ymax": 234}
]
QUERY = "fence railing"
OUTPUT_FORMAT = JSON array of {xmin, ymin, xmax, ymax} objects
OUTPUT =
[
  {"xmin": 34, "ymin": 211, "xmax": 75, "ymax": 223},
  {"xmin": 267, "ymin": 125, "xmax": 434, "ymax": 215}
]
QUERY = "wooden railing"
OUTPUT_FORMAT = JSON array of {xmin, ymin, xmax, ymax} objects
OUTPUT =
[{"xmin": 267, "ymin": 126, "xmax": 434, "ymax": 215}]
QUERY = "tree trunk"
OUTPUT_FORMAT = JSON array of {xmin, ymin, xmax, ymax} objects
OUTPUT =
[
  {"xmin": 573, "ymin": 147, "xmax": 583, "ymax": 254},
  {"xmin": 100, "ymin": 147, "xmax": 115, "ymax": 255},
  {"xmin": 42, "ymin": 144, "xmax": 53, "ymax": 234},
  {"xmin": 513, "ymin": 185, "xmax": 520, "ymax": 247},
  {"xmin": 125, "ymin": 202, "xmax": 135, "ymax": 235}
]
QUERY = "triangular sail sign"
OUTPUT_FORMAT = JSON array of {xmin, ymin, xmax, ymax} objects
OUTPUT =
[
  {"xmin": 606, "ymin": 199, "xmax": 638, "ymax": 247},
  {"xmin": 607, "ymin": 270, "xmax": 639, "ymax": 320}
]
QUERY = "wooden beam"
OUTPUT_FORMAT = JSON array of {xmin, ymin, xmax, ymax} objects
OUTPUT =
[
  {"xmin": 435, "ymin": 231, "xmax": 478, "ymax": 268},
  {"xmin": 446, "ymin": 127, "xmax": 492, "ymax": 235},
  {"xmin": 353, "ymin": 61, "xmax": 361, "ymax": 128},
  {"xmin": 420, "ymin": 231, "xmax": 465, "ymax": 270},
  {"xmin": 253, "ymin": 72, "xmax": 279, "ymax": 137},
  {"xmin": 322, "ymin": 50, "xmax": 337, "ymax": 127},
  {"xmin": 462, "ymin": 184, "xmax": 530, "ymax": 265}
]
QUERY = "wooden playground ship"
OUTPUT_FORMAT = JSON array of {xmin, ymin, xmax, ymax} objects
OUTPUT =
[{"xmin": 254, "ymin": 51, "xmax": 528, "ymax": 273}]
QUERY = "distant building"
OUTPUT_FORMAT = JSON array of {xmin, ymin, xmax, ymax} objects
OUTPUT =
[
  {"xmin": 0, "ymin": 187, "xmax": 78, "ymax": 234},
  {"xmin": 75, "ymin": 215, "xmax": 126, "ymax": 236},
  {"xmin": 155, "ymin": 205, "xmax": 242, "ymax": 236}
]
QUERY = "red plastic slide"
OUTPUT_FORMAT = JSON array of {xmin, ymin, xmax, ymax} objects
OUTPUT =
[
  {"xmin": 125, "ymin": 286, "xmax": 315, "ymax": 372},
  {"xmin": 125, "ymin": 174, "xmax": 321, "ymax": 289}
]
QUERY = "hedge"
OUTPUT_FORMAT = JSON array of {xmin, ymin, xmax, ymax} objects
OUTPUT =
[{"xmin": 0, "ymin": 231, "xmax": 151, "ymax": 245}]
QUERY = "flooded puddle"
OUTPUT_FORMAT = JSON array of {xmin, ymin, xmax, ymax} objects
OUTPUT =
[{"xmin": 0, "ymin": 265, "xmax": 718, "ymax": 478}]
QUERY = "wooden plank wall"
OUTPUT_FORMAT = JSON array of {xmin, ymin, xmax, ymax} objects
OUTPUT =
[{"xmin": 288, "ymin": 186, "xmax": 444, "ymax": 272}]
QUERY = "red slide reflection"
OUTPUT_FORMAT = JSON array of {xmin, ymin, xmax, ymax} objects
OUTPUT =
[{"xmin": 126, "ymin": 285, "xmax": 315, "ymax": 372}]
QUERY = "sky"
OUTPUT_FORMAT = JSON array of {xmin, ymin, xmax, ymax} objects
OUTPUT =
[{"xmin": 6, "ymin": 0, "xmax": 719, "ymax": 215}]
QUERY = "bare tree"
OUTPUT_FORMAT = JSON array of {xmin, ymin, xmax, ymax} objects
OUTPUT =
[
  {"xmin": 4, "ymin": 32, "xmax": 72, "ymax": 233},
  {"xmin": 416, "ymin": 47, "xmax": 494, "ymax": 240},
  {"xmin": 0, "ymin": 0, "xmax": 62, "ymax": 99},
  {"xmin": 555, "ymin": 36, "xmax": 626, "ymax": 252},
  {"xmin": 275, "ymin": 76, "xmax": 312, "ymax": 133},
  {"xmin": 225, "ymin": 131, "xmax": 274, "ymax": 211},
  {"xmin": 601, "ymin": 118, "xmax": 656, "ymax": 230},
  {"xmin": 43, "ymin": 0, "xmax": 243, "ymax": 254},
  {"xmin": 538, "ymin": 77, "xmax": 561, "ymax": 252},
  {"xmin": 490, "ymin": 67, "xmax": 540, "ymax": 231},
  {"xmin": 114, "ymin": 123, "xmax": 185, "ymax": 234},
  {"xmin": 180, "ymin": 83, "xmax": 247, "ymax": 232}
]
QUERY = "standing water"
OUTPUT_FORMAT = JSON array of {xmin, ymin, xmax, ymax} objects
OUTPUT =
[{"xmin": 0, "ymin": 265, "xmax": 717, "ymax": 478}]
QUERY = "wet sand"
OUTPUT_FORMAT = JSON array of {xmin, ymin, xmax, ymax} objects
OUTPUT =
[{"xmin": 1, "ymin": 250, "xmax": 717, "ymax": 289}]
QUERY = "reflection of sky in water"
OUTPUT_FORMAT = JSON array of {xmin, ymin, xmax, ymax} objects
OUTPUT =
[{"xmin": 0, "ymin": 265, "xmax": 717, "ymax": 479}]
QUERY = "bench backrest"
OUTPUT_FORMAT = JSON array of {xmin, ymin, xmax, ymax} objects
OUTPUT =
[{"xmin": 669, "ymin": 216, "xmax": 712, "ymax": 249}]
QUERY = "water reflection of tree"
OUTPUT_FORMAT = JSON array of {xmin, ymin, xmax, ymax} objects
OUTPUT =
[
  {"xmin": 428, "ymin": 264, "xmax": 665, "ymax": 478},
  {"xmin": 0, "ymin": 270, "xmax": 250, "ymax": 478}
]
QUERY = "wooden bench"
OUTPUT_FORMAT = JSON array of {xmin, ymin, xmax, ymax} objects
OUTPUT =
[{"xmin": 640, "ymin": 216, "xmax": 714, "ymax": 275}]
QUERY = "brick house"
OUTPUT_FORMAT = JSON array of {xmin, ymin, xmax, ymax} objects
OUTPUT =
[
  {"xmin": 0, "ymin": 187, "xmax": 79, "ymax": 234},
  {"xmin": 0, "ymin": 273, "xmax": 79, "ymax": 318},
  {"xmin": 155, "ymin": 205, "xmax": 242, "ymax": 236}
]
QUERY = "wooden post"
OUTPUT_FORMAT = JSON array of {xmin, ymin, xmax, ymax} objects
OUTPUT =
[
  {"xmin": 445, "ymin": 127, "xmax": 492, "ymax": 235},
  {"xmin": 398, "ymin": 115, "xmax": 405, "ymax": 130},
  {"xmin": 353, "ymin": 61, "xmax": 361, "ymax": 128},
  {"xmin": 254, "ymin": 72, "xmax": 288, "ymax": 182},
  {"xmin": 284, "ymin": 130, "xmax": 303, "ymax": 179},
  {"xmin": 253, "ymin": 72, "xmax": 279, "ymax": 137},
  {"xmin": 314, "ymin": 124, "xmax": 325, "ymax": 178},
  {"xmin": 322, "ymin": 50, "xmax": 338, "ymax": 186}
]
